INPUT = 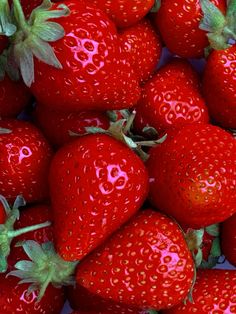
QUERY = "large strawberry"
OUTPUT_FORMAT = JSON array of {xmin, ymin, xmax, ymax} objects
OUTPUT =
[
  {"xmin": 76, "ymin": 210, "xmax": 194, "ymax": 311},
  {"xmin": 34, "ymin": 104, "xmax": 109, "ymax": 148},
  {"xmin": 134, "ymin": 62, "xmax": 209, "ymax": 136},
  {"xmin": 161, "ymin": 269, "xmax": 236, "ymax": 313},
  {"xmin": 147, "ymin": 124, "xmax": 236, "ymax": 228},
  {"xmin": 7, "ymin": 0, "xmax": 141, "ymax": 111},
  {"xmin": 49, "ymin": 133, "xmax": 148, "ymax": 261},
  {"xmin": 0, "ymin": 119, "xmax": 52, "ymax": 204},
  {"xmin": 119, "ymin": 19, "xmax": 162, "ymax": 83},
  {"xmin": 0, "ymin": 75, "xmax": 32, "ymax": 118},
  {"xmin": 203, "ymin": 44, "xmax": 236, "ymax": 128},
  {"xmin": 154, "ymin": 0, "xmax": 227, "ymax": 58},
  {"xmin": 88, "ymin": 0, "xmax": 155, "ymax": 28},
  {"xmin": 221, "ymin": 213, "xmax": 236, "ymax": 266}
]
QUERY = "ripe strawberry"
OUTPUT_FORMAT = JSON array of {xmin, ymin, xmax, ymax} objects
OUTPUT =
[
  {"xmin": 34, "ymin": 104, "xmax": 110, "ymax": 148},
  {"xmin": 70, "ymin": 311, "xmax": 155, "ymax": 314},
  {"xmin": 76, "ymin": 210, "xmax": 194, "ymax": 311},
  {"xmin": 161, "ymin": 269, "xmax": 236, "ymax": 313},
  {"xmin": 203, "ymin": 45, "xmax": 236, "ymax": 128},
  {"xmin": 0, "ymin": 75, "xmax": 32, "ymax": 118},
  {"xmin": 119, "ymin": 19, "xmax": 162, "ymax": 83},
  {"xmin": 221, "ymin": 213, "xmax": 236, "ymax": 266},
  {"xmin": 49, "ymin": 133, "xmax": 148, "ymax": 261},
  {"xmin": 0, "ymin": 119, "xmax": 52, "ymax": 204},
  {"xmin": 8, "ymin": 0, "xmax": 141, "ymax": 111},
  {"xmin": 154, "ymin": 0, "xmax": 226, "ymax": 58},
  {"xmin": 134, "ymin": 63, "xmax": 209, "ymax": 135},
  {"xmin": 147, "ymin": 124, "xmax": 236, "ymax": 228},
  {"xmin": 0, "ymin": 274, "xmax": 65, "ymax": 314},
  {"xmin": 88, "ymin": 0, "xmax": 155, "ymax": 28}
]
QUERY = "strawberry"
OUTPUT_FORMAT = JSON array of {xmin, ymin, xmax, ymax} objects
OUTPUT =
[
  {"xmin": 221, "ymin": 213, "xmax": 236, "ymax": 267},
  {"xmin": 0, "ymin": 274, "xmax": 65, "ymax": 314},
  {"xmin": 0, "ymin": 75, "xmax": 32, "ymax": 118},
  {"xmin": 134, "ymin": 63, "xmax": 209, "ymax": 136},
  {"xmin": 161, "ymin": 269, "xmax": 236, "ymax": 313},
  {"xmin": 49, "ymin": 133, "xmax": 149, "ymax": 261},
  {"xmin": 203, "ymin": 45, "xmax": 236, "ymax": 128},
  {"xmin": 0, "ymin": 119, "xmax": 52, "ymax": 204},
  {"xmin": 88, "ymin": 0, "xmax": 155, "ymax": 28},
  {"xmin": 76, "ymin": 210, "xmax": 194, "ymax": 311},
  {"xmin": 119, "ymin": 19, "xmax": 162, "ymax": 83},
  {"xmin": 147, "ymin": 124, "xmax": 236, "ymax": 228},
  {"xmin": 34, "ymin": 104, "xmax": 110, "ymax": 148},
  {"xmin": 70, "ymin": 311, "xmax": 156, "ymax": 314},
  {"xmin": 154, "ymin": 0, "xmax": 226, "ymax": 58},
  {"xmin": 7, "ymin": 0, "xmax": 141, "ymax": 111}
]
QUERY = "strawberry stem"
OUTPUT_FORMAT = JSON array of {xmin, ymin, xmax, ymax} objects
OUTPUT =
[
  {"xmin": 8, "ymin": 221, "xmax": 51, "ymax": 238},
  {"xmin": 12, "ymin": 0, "xmax": 28, "ymax": 31}
]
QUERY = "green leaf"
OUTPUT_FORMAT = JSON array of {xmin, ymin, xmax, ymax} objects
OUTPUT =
[
  {"xmin": 34, "ymin": 22, "xmax": 65, "ymax": 42},
  {"xmin": 150, "ymin": 0, "xmax": 161, "ymax": 13},
  {"xmin": 22, "ymin": 240, "xmax": 46, "ymax": 262},
  {"xmin": 210, "ymin": 237, "xmax": 221, "ymax": 257},
  {"xmin": 205, "ymin": 223, "xmax": 220, "ymax": 237},
  {"xmin": 200, "ymin": 0, "xmax": 226, "ymax": 32}
]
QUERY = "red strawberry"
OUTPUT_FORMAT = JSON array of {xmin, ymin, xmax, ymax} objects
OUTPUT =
[
  {"xmin": 161, "ymin": 269, "xmax": 236, "ymax": 313},
  {"xmin": 49, "ymin": 133, "xmax": 148, "ymax": 261},
  {"xmin": 0, "ymin": 119, "xmax": 52, "ymax": 204},
  {"xmin": 203, "ymin": 45, "xmax": 236, "ymax": 128},
  {"xmin": 76, "ymin": 210, "xmax": 194, "ymax": 311},
  {"xmin": 8, "ymin": 0, "xmax": 141, "ymax": 111},
  {"xmin": 34, "ymin": 104, "xmax": 110, "ymax": 148},
  {"xmin": 221, "ymin": 213, "xmax": 236, "ymax": 266},
  {"xmin": 0, "ymin": 274, "xmax": 65, "ymax": 314},
  {"xmin": 70, "ymin": 311, "xmax": 155, "ymax": 314},
  {"xmin": 147, "ymin": 124, "xmax": 236, "ymax": 228},
  {"xmin": 0, "ymin": 202, "xmax": 6, "ymax": 224},
  {"xmin": 134, "ymin": 63, "xmax": 209, "ymax": 136},
  {"xmin": 119, "ymin": 19, "xmax": 162, "ymax": 83},
  {"xmin": 154, "ymin": 0, "xmax": 226, "ymax": 58},
  {"xmin": 0, "ymin": 75, "xmax": 32, "ymax": 118},
  {"xmin": 88, "ymin": 0, "xmax": 155, "ymax": 28}
]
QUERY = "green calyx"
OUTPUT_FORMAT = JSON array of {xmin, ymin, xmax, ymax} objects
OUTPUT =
[
  {"xmin": 200, "ymin": 0, "xmax": 236, "ymax": 51},
  {"xmin": 0, "ymin": 0, "xmax": 17, "ymax": 37},
  {"xmin": 0, "ymin": 195, "xmax": 51, "ymax": 273},
  {"xmin": 150, "ymin": 0, "xmax": 161, "ymax": 13},
  {"xmin": 8, "ymin": 240, "xmax": 78, "ymax": 300},
  {"xmin": 5, "ymin": 0, "xmax": 70, "ymax": 86}
]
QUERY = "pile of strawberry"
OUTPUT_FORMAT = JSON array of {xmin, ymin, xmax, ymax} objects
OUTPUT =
[{"xmin": 0, "ymin": 0, "xmax": 236, "ymax": 313}]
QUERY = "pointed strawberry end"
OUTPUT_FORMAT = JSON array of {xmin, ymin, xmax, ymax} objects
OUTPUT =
[
  {"xmin": 8, "ymin": 240, "xmax": 78, "ymax": 300},
  {"xmin": 200, "ymin": 0, "xmax": 236, "ymax": 50}
]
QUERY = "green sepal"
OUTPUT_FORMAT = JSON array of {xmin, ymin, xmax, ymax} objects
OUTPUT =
[
  {"xmin": 8, "ymin": 240, "xmax": 78, "ymax": 300},
  {"xmin": 7, "ymin": 0, "xmax": 70, "ymax": 86},
  {"xmin": 0, "ymin": 127, "xmax": 12, "ymax": 134},
  {"xmin": 0, "ymin": 0, "xmax": 17, "ymax": 36},
  {"xmin": 150, "ymin": 0, "xmax": 161, "ymax": 13},
  {"xmin": 205, "ymin": 223, "xmax": 220, "ymax": 237},
  {"xmin": 0, "ymin": 195, "xmax": 51, "ymax": 273}
]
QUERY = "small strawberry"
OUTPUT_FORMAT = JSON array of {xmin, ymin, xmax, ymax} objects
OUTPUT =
[
  {"xmin": 49, "ymin": 133, "xmax": 149, "ymax": 261},
  {"xmin": 147, "ymin": 124, "xmax": 236, "ymax": 228},
  {"xmin": 161, "ymin": 269, "xmax": 236, "ymax": 313},
  {"xmin": 34, "ymin": 104, "xmax": 110, "ymax": 148},
  {"xmin": 0, "ymin": 119, "xmax": 53, "ymax": 204},
  {"xmin": 6, "ymin": 0, "xmax": 141, "ymax": 111},
  {"xmin": 203, "ymin": 44, "xmax": 236, "ymax": 128},
  {"xmin": 0, "ymin": 75, "xmax": 32, "ymax": 118},
  {"xmin": 221, "ymin": 213, "xmax": 236, "ymax": 267},
  {"xmin": 154, "ymin": 0, "xmax": 227, "ymax": 58},
  {"xmin": 76, "ymin": 210, "xmax": 194, "ymax": 311},
  {"xmin": 119, "ymin": 19, "xmax": 162, "ymax": 83},
  {"xmin": 88, "ymin": 0, "xmax": 155, "ymax": 28},
  {"xmin": 134, "ymin": 63, "xmax": 209, "ymax": 136}
]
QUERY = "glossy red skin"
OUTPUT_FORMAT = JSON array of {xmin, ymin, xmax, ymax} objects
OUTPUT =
[
  {"xmin": 221, "ymin": 214, "xmax": 236, "ymax": 266},
  {"xmin": 67, "ymin": 283, "xmax": 142, "ymax": 313},
  {"xmin": 0, "ymin": 274, "xmax": 65, "ymax": 314},
  {"xmin": 147, "ymin": 124, "xmax": 236, "ymax": 228},
  {"xmin": 119, "ymin": 19, "xmax": 162, "ymax": 83},
  {"xmin": 31, "ymin": 1, "xmax": 141, "ymax": 112},
  {"xmin": 34, "ymin": 104, "xmax": 110, "ymax": 148},
  {"xmin": 134, "ymin": 64, "xmax": 209, "ymax": 135},
  {"xmin": 155, "ymin": 0, "xmax": 226, "ymax": 58},
  {"xmin": 7, "ymin": 205, "xmax": 53, "ymax": 270},
  {"xmin": 70, "ymin": 311, "xmax": 151, "ymax": 314},
  {"xmin": 76, "ymin": 210, "xmax": 194, "ymax": 311},
  {"xmin": 0, "ymin": 119, "xmax": 53, "ymax": 204},
  {"xmin": 0, "ymin": 75, "xmax": 32, "ymax": 118},
  {"xmin": 203, "ymin": 45, "xmax": 236, "ymax": 128},
  {"xmin": 0, "ymin": 203, "xmax": 6, "ymax": 224},
  {"xmin": 49, "ymin": 134, "xmax": 149, "ymax": 261},
  {"xmin": 161, "ymin": 270, "xmax": 236, "ymax": 313},
  {"xmin": 88, "ymin": 0, "xmax": 154, "ymax": 28}
]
